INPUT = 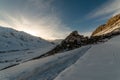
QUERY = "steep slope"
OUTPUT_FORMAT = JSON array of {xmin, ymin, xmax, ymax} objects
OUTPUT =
[
  {"xmin": 0, "ymin": 26, "xmax": 53, "ymax": 51},
  {"xmin": 55, "ymin": 35, "xmax": 120, "ymax": 80},
  {"xmin": 92, "ymin": 14, "xmax": 120, "ymax": 36}
]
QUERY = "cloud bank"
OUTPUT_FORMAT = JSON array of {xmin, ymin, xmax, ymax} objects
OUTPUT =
[
  {"xmin": 0, "ymin": 0, "xmax": 72, "ymax": 40},
  {"xmin": 88, "ymin": 0, "xmax": 120, "ymax": 20}
]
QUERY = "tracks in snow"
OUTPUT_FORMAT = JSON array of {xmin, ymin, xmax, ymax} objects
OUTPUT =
[{"xmin": 16, "ymin": 46, "xmax": 91, "ymax": 80}]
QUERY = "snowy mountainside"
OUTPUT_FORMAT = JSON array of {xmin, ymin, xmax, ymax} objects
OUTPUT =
[
  {"xmin": 0, "ymin": 26, "xmax": 53, "ymax": 51},
  {"xmin": 55, "ymin": 35, "xmax": 120, "ymax": 80},
  {"xmin": 0, "ymin": 26, "xmax": 55, "ymax": 70},
  {"xmin": 0, "ymin": 46, "xmax": 54, "ymax": 70},
  {"xmin": 0, "ymin": 46, "xmax": 90, "ymax": 80},
  {"xmin": 1, "ymin": 14, "xmax": 120, "ymax": 80}
]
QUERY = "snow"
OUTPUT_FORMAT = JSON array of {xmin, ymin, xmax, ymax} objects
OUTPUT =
[
  {"xmin": 0, "ymin": 46, "xmax": 91, "ymax": 80},
  {"xmin": 0, "ymin": 26, "xmax": 55, "ymax": 70},
  {"xmin": 0, "ymin": 46, "xmax": 54, "ymax": 70},
  {"xmin": 55, "ymin": 35, "xmax": 120, "ymax": 80},
  {"xmin": 0, "ymin": 26, "xmax": 53, "ymax": 51},
  {"xmin": 1, "ymin": 26, "xmax": 120, "ymax": 80}
]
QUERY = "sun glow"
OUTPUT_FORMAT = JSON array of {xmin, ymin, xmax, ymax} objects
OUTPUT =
[
  {"xmin": 0, "ymin": 17, "xmax": 54, "ymax": 40},
  {"xmin": 0, "ymin": 13, "xmax": 71, "ymax": 40},
  {"xmin": 16, "ymin": 26, "xmax": 51, "ymax": 40},
  {"xmin": 20, "ymin": 29, "xmax": 39, "ymax": 37}
]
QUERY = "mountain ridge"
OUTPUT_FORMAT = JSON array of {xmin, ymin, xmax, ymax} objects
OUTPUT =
[
  {"xmin": 0, "ymin": 26, "xmax": 53, "ymax": 51},
  {"xmin": 92, "ymin": 14, "xmax": 120, "ymax": 36}
]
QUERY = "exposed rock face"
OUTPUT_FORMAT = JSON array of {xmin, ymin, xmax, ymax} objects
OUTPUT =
[
  {"xmin": 92, "ymin": 14, "xmax": 120, "ymax": 36},
  {"xmin": 38, "ymin": 31, "xmax": 89, "ymax": 58},
  {"xmin": 60, "ymin": 31, "xmax": 88, "ymax": 50},
  {"xmin": 92, "ymin": 24, "xmax": 106, "ymax": 36}
]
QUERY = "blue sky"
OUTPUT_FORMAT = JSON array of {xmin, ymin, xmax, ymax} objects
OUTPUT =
[
  {"xmin": 52, "ymin": 0, "xmax": 108, "ymax": 31},
  {"xmin": 0, "ymin": 0, "xmax": 120, "ymax": 40}
]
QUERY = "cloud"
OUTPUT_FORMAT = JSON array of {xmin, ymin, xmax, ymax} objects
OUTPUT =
[
  {"xmin": 81, "ymin": 32, "xmax": 92, "ymax": 37},
  {"xmin": 0, "ymin": 0, "xmax": 72, "ymax": 40},
  {"xmin": 87, "ymin": 0, "xmax": 120, "ymax": 19}
]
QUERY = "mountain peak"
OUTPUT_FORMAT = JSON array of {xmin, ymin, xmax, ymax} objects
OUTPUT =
[
  {"xmin": 63, "ymin": 31, "xmax": 85, "ymax": 44},
  {"xmin": 69, "ymin": 31, "xmax": 78, "ymax": 36}
]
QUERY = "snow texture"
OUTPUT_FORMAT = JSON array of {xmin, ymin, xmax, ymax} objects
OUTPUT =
[
  {"xmin": 0, "ymin": 26, "xmax": 55, "ymax": 70},
  {"xmin": 0, "ymin": 46, "xmax": 90, "ymax": 80},
  {"xmin": 55, "ymin": 35, "xmax": 120, "ymax": 80}
]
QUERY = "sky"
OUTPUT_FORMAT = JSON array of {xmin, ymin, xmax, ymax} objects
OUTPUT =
[{"xmin": 0, "ymin": 0, "xmax": 120, "ymax": 40}]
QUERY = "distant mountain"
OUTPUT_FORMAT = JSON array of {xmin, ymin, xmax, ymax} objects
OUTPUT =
[
  {"xmin": 50, "ymin": 39, "xmax": 63, "ymax": 45},
  {"xmin": 0, "ymin": 26, "xmax": 53, "ymax": 51},
  {"xmin": 92, "ymin": 14, "xmax": 120, "ymax": 36}
]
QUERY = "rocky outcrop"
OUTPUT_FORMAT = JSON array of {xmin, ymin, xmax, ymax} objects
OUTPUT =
[
  {"xmin": 50, "ymin": 31, "xmax": 89, "ymax": 53},
  {"xmin": 37, "ymin": 31, "xmax": 89, "ymax": 58},
  {"xmin": 92, "ymin": 14, "xmax": 120, "ymax": 36},
  {"xmin": 92, "ymin": 24, "xmax": 106, "ymax": 36},
  {"xmin": 60, "ymin": 31, "xmax": 88, "ymax": 49}
]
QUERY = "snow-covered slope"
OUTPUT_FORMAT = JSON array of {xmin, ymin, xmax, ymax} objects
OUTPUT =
[
  {"xmin": 1, "ymin": 24, "xmax": 120, "ymax": 80},
  {"xmin": 55, "ymin": 35, "xmax": 120, "ymax": 80},
  {"xmin": 0, "ymin": 26, "xmax": 55, "ymax": 70},
  {"xmin": 0, "ymin": 46, "xmax": 54, "ymax": 70},
  {"xmin": 0, "ymin": 46, "xmax": 90, "ymax": 80},
  {"xmin": 0, "ymin": 26, "xmax": 53, "ymax": 51}
]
